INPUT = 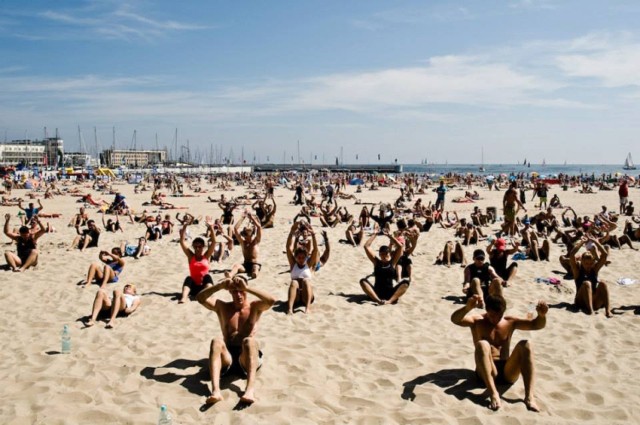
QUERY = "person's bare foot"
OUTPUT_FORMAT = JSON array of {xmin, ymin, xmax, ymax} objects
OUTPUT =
[
  {"xmin": 13, "ymin": 268, "xmax": 22, "ymax": 273},
  {"xmin": 489, "ymin": 393, "xmax": 501, "ymax": 410},
  {"xmin": 605, "ymin": 311, "xmax": 612, "ymax": 318},
  {"xmin": 304, "ymin": 306, "xmax": 311, "ymax": 314},
  {"xmin": 240, "ymin": 389, "xmax": 256, "ymax": 404},
  {"xmin": 106, "ymin": 321, "xmax": 115, "ymax": 329},
  {"xmin": 224, "ymin": 271, "xmax": 231, "ymax": 278},
  {"xmin": 286, "ymin": 309, "xmax": 293, "ymax": 315},
  {"xmin": 85, "ymin": 320, "xmax": 96, "ymax": 327},
  {"xmin": 178, "ymin": 298, "xmax": 188, "ymax": 304},
  {"xmin": 206, "ymin": 391, "xmax": 223, "ymax": 405},
  {"xmin": 524, "ymin": 396, "xmax": 540, "ymax": 412}
]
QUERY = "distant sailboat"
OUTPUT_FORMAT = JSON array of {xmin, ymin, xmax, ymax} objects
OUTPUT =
[
  {"xmin": 542, "ymin": 158, "xmax": 546, "ymax": 167},
  {"xmin": 479, "ymin": 147, "xmax": 486, "ymax": 172},
  {"xmin": 523, "ymin": 157, "xmax": 527, "ymax": 166},
  {"xmin": 624, "ymin": 153, "xmax": 636, "ymax": 170}
]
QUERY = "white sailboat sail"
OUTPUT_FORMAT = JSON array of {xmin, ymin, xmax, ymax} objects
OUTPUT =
[{"xmin": 624, "ymin": 153, "xmax": 636, "ymax": 170}]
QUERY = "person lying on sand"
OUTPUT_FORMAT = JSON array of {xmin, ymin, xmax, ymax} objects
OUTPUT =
[
  {"xmin": 85, "ymin": 284, "xmax": 141, "ymax": 329},
  {"xmin": 451, "ymin": 294, "xmax": 547, "ymax": 412},
  {"xmin": 197, "ymin": 276, "xmax": 275, "ymax": 405}
]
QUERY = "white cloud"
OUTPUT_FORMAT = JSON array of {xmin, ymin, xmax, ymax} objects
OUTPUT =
[
  {"xmin": 555, "ymin": 34, "xmax": 640, "ymax": 87},
  {"xmin": 285, "ymin": 55, "xmax": 562, "ymax": 113},
  {"xmin": 509, "ymin": 0, "xmax": 557, "ymax": 10},
  {"xmin": 35, "ymin": 3, "xmax": 208, "ymax": 41},
  {"xmin": 0, "ymin": 50, "xmax": 592, "ymax": 130},
  {"xmin": 350, "ymin": 4, "xmax": 474, "ymax": 30}
]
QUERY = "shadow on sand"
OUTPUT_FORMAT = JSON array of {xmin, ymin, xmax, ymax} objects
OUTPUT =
[
  {"xmin": 402, "ymin": 368, "xmax": 520, "ymax": 410},
  {"xmin": 140, "ymin": 357, "xmax": 248, "ymax": 412}
]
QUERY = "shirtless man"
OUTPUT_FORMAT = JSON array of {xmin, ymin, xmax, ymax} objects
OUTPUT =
[
  {"xmin": 227, "ymin": 213, "xmax": 262, "ymax": 279},
  {"xmin": 196, "ymin": 276, "xmax": 275, "ymax": 405},
  {"xmin": 451, "ymin": 294, "xmax": 547, "ymax": 411},
  {"xmin": 503, "ymin": 182, "xmax": 526, "ymax": 236}
]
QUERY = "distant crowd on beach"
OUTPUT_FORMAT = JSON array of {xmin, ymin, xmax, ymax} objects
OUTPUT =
[{"xmin": 2, "ymin": 168, "xmax": 639, "ymax": 410}]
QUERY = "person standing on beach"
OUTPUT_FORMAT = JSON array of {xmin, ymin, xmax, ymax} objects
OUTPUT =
[
  {"xmin": 451, "ymin": 294, "xmax": 547, "ymax": 411},
  {"xmin": 503, "ymin": 182, "xmax": 526, "ymax": 236},
  {"xmin": 197, "ymin": 276, "xmax": 275, "ymax": 405},
  {"xmin": 435, "ymin": 181, "xmax": 447, "ymax": 211},
  {"xmin": 531, "ymin": 182, "xmax": 548, "ymax": 210},
  {"xmin": 619, "ymin": 179, "xmax": 629, "ymax": 215}
]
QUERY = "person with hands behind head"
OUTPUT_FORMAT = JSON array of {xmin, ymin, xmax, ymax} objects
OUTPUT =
[
  {"xmin": 4, "ymin": 213, "xmax": 46, "ymax": 272},
  {"xmin": 80, "ymin": 247, "xmax": 125, "ymax": 288},
  {"xmin": 569, "ymin": 234, "xmax": 611, "ymax": 317},
  {"xmin": 196, "ymin": 276, "xmax": 275, "ymax": 405},
  {"xmin": 359, "ymin": 224, "xmax": 409, "ymax": 305},
  {"xmin": 179, "ymin": 218, "xmax": 216, "ymax": 304},
  {"xmin": 451, "ymin": 294, "xmax": 548, "ymax": 412}
]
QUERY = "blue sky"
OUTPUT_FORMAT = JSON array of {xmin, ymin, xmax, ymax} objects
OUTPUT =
[{"xmin": 1, "ymin": 0, "xmax": 640, "ymax": 164}]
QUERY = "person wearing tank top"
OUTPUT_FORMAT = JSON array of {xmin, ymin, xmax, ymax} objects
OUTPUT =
[
  {"xmin": 285, "ymin": 221, "xmax": 319, "ymax": 314},
  {"xmin": 569, "ymin": 237, "xmax": 611, "ymax": 317},
  {"xmin": 4, "ymin": 214, "xmax": 46, "ymax": 272},
  {"xmin": 179, "ymin": 219, "xmax": 217, "ymax": 304},
  {"xmin": 359, "ymin": 225, "xmax": 410, "ymax": 305},
  {"xmin": 463, "ymin": 249, "xmax": 503, "ymax": 306}
]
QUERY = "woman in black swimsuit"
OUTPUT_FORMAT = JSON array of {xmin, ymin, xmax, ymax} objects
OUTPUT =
[
  {"xmin": 569, "ymin": 236, "xmax": 611, "ymax": 317},
  {"xmin": 359, "ymin": 225, "xmax": 409, "ymax": 305}
]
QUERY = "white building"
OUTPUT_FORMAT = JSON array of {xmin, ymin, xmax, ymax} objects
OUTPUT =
[
  {"xmin": 0, "ymin": 137, "xmax": 63, "ymax": 166},
  {"xmin": 101, "ymin": 149, "xmax": 167, "ymax": 167}
]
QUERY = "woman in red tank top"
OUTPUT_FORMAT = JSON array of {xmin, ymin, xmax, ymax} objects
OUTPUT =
[{"xmin": 179, "ymin": 219, "xmax": 216, "ymax": 303}]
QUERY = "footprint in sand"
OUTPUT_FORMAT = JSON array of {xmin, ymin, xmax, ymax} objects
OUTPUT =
[
  {"xmin": 374, "ymin": 360, "xmax": 399, "ymax": 373},
  {"xmin": 585, "ymin": 391, "xmax": 604, "ymax": 405}
]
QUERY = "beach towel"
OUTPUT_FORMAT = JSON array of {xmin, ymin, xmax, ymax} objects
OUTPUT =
[{"xmin": 512, "ymin": 252, "xmax": 527, "ymax": 261}]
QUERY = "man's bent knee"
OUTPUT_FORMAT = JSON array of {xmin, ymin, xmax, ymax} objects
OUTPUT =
[
  {"xmin": 242, "ymin": 337, "xmax": 257, "ymax": 351},
  {"xmin": 516, "ymin": 340, "xmax": 533, "ymax": 357},
  {"xmin": 210, "ymin": 338, "xmax": 225, "ymax": 354},
  {"xmin": 475, "ymin": 340, "xmax": 492, "ymax": 355}
]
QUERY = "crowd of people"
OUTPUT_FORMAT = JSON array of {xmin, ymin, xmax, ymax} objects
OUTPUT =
[{"xmin": 1, "ymin": 169, "xmax": 639, "ymax": 411}]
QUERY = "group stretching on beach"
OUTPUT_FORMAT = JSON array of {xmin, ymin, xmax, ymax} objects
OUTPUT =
[{"xmin": 2, "ymin": 169, "xmax": 640, "ymax": 412}]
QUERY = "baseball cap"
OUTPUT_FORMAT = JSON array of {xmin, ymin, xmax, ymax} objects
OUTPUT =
[
  {"xmin": 473, "ymin": 249, "xmax": 486, "ymax": 260},
  {"xmin": 495, "ymin": 238, "xmax": 507, "ymax": 251}
]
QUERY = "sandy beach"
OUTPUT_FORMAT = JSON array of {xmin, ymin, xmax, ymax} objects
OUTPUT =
[{"xmin": 1, "ymin": 178, "xmax": 639, "ymax": 425}]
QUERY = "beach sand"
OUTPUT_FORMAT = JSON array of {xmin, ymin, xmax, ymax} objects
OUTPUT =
[{"xmin": 1, "ymin": 180, "xmax": 639, "ymax": 424}]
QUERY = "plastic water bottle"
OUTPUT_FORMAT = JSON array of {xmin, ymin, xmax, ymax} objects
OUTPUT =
[
  {"xmin": 527, "ymin": 303, "xmax": 535, "ymax": 320},
  {"xmin": 61, "ymin": 325, "xmax": 71, "ymax": 354},
  {"xmin": 158, "ymin": 405, "xmax": 172, "ymax": 425}
]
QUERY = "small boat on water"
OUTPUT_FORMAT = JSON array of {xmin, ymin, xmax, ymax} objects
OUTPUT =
[{"xmin": 623, "ymin": 153, "xmax": 636, "ymax": 170}]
